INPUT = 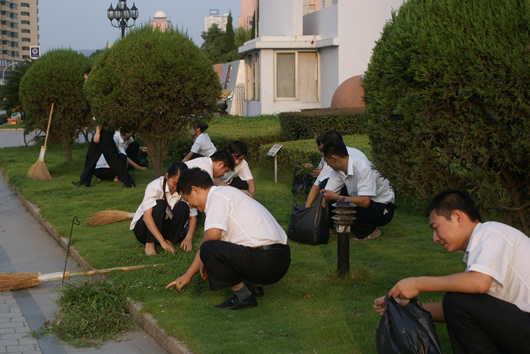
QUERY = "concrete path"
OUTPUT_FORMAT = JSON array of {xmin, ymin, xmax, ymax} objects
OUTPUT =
[{"xmin": 0, "ymin": 129, "xmax": 171, "ymax": 354}]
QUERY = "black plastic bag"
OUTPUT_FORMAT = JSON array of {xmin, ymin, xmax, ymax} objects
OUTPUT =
[
  {"xmin": 376, "ymin": 296, "xmax": 442, "ymax": 354},
  {"xmin": 287, "ymin": 192, "xmax": 329, "ymax": 245}
]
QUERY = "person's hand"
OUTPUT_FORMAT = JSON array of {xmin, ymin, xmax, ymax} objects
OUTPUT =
[
  {"xmin": 180, "ymin": 238, "xmax": 192, "ymax": 252},
  {"xmin": 310, "ymin": 168, "xmax": 321, "ymax": 178},
  {"xmin": 200, "ymin": 263, "xmax": 207, "ymax": 280},
  {"xmin": 161, "ymin": 241, "xmax": 175, "ymax": 254},
  {"xmin": 165, "ymin": 275, "xmax": 190, "ymax": 292},
  {"xmin": 242, "ymin": 190, "xmax": 253, "ymax": 198},
  {"xmin": 389, "ymin": 277, "xmax": 420, "ymax": 300},
  {"xmin": 320, "ymin": 189, "xmax": 339, "ymax": 202},
  {"xmin": 140, "ymin": 146, "xmax": 148, "ymax": 152},
  {"xmin": 140, "ymin": 166, "xmax": 147, "ymax": 171},
  {"xmin": 373, "ymin": 296, "xmax": 386, "ymax": 316}
]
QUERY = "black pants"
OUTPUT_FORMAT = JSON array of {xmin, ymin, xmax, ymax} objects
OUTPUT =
[
  {"xmin": 94, "ymin": 141, "xmax": 141, "ymax": 180},
  {"xmin": 229, "ymin": 177, "xmax": 249, "ymax": 190},
  {"xmin": 79, "ymin": 129, "xmax": 134, "ymax": 186},
  {"xmin": 351, "ymin": 200, "xmax": 394, "ymax": 238},
  {"xmin": 133, "ymin": 200, "xmax": 190, "ymax": 245},
  {"xmin": 200, "ymin": 240, "xmax": 291, "ymax": 291},
  {"xmin": 443, "ymin": 292, "xmax": 530, "ymax": 354}
]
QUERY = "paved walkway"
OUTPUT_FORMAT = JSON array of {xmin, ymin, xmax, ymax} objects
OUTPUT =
[{"xmin": 0, "ymin": 130, "xmax": 176, "ymax": 354}]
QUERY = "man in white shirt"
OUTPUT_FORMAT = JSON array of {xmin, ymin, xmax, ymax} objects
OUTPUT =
[
  {"xmin": 373, "ymin": 190, "xmax": 530, "ymax": 353},
  {"xmin": 184, "ymin": 150, "xmax": 235, "ymax": 181},
  {"xmin": 166, "ymin": 168, "xmax": 291, "ymax": 310},
  {"xmin": 321, "ymin": 139, "xmax": 395, "ymax": 240}
]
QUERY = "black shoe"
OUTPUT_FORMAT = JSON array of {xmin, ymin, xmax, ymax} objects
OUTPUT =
[
  {"xmin": 244, "ymin": 281, "xmax": 264, "ymax": 297},
  {"xmin": 215, "ymin": 294, "xmax": 257, "ymax": 310},
  {"xmin": 72, "ymin": 181, "xmax": 89, "ymax": 187},
  {"xmin": 122, "ymin": 183, "xmax": 135, "ymax": 188}
]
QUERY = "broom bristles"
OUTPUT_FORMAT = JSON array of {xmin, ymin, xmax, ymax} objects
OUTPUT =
[
  {"xmin": 86, "ymin": 210, "xmax": 135, "ymax": 226},
  {"xmin": 27, "ymin": 147, "xmax": 52, "ymax": 180},
  {"xmin": 0, "ymin": 273, "xmax": 40, "ymax": 292}
]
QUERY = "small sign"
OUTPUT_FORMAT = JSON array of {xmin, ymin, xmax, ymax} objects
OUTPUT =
[
  {"xmin": 266, "ymin": 144, "xmax": 283, "ymax": 157},
  {"xmin": 29, "ymin": 46, "xmax": 40, "ymax": 59}
]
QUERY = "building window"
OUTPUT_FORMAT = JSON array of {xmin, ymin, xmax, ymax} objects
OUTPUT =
[
  {"xmin": 21, "ymin": 29, "xmax": 30, "ymax": 33},
  {"xmin": 22, "ymin": 46, "xmax": 29, "ymax": 50},
  {"xmin": 20, "ymin": 3, "xmax": 30, "ymax": 7},
  {"xmin": 21, "ymin": 20, "xmax": 30, "ymax": 25},
  {"xmin": 21, "ymin": 11, "xmax": 30, "ymax": 16},
  {"xmin": 245, "ymin": 52, "xmax": 260, "ymax": 101},
  {"xmin": 275, "ymin": 51, "xmax": 319, "ymax": 102},
  {"xmin": 21, "ymin": 37, "xmax": 30, "ymax": 42}
]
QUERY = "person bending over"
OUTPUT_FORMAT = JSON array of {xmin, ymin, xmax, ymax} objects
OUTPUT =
[
  {"xmin": 218, "ymin": 140, "xmax": 256, "ymax": 197},
  {"xmin": 166, "ymin": 168, "xmax": 291, "ymax": 310},
  {"xmin": 130, "ymin": 162, "xmax": 197, "ymax": 256},
  {"xmin": 184, "ymin": 150, "xmax": 235, "ymax": 182},
  {"xmin": 182, "ymin": 120, "xmax": 217, "ymax": 162},
  {"xmin": 373, "ymin": 190, "xmax": 530, "ymax": 353}
]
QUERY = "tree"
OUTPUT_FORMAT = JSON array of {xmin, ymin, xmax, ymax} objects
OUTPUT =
[
  {"xmin": 84, "ymin": 25, "xmax": 221, "ymax": 177},
  {"xmin": 19, "ymin": 49, "xmax": 92, "ymax": 162},
  {"xmin": 201, "ymin": 24, "xmax": 227, "ymax": 64},
  {"xmin": 235, "ymin": 26, "xmax": 252, "ymax": 48},
  {"xmin": 363, "ymin": 0, "xmax": 529, "ymax": 233},
  {"xmin": 0, "ymin": 60, "xmax": 31, "ymax": 115}
]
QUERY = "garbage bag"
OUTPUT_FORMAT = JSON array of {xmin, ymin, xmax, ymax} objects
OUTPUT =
[
  {"xmin": 287, "ymin": 192, "xmax": 329, "ymax": 245},
  {"xmin": 376, "ymin": 296, "xmax": 442, "ymax": 354}
]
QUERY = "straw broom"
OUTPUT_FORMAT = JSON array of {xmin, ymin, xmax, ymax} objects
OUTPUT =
[
  {"xmin": 86, "ymin": 210, "xmax": 135, "ymax": 226},
  {"xmin": 27, "ymin": 102, "xmax": 54, "ymax": 180},
  {"xmin": 0, "ymin": 264, "xmax": 164, "ymax": 292}
]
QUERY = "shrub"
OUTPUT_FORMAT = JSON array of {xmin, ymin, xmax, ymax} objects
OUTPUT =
[
  {"xmin": 84, "ymin": 25, "xmax": 221, "ymax": 177},
  {"xmin": 279, "ymin": 108, "xmax": 366, "ymax": 141},
  {"xmin": 19, "ymin": 49, "xmax": 92, "ymax": 162},
  {"xmin": 363, "ymin": 0, "xmax": 529, "ymax": 233}
]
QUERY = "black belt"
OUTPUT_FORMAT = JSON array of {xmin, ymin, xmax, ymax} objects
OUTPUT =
[{"xmin": 255, "ymin": 243, "xmax": 289, "ymax": 251}]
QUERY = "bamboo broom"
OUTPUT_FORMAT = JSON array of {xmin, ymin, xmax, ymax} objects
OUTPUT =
[
  {"xmin": 86, "ymin": 210, "xmax": 135, "ymax": 226},
  {"xmin": 0, "ymin": 264, "xmax": 164, "ymax": 292},
  {"xmin": 27, "ymin": 102, "xmax": 54, "ymax": 180}
]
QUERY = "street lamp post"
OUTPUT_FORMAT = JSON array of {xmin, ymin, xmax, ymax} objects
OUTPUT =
[{"xmin": 107, "ymin": 1, "xmax": 139, "ymax": 38}]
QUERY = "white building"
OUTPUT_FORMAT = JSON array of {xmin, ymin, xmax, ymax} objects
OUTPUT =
[
  {"xmin": 149, "ymin": 10, "xmax": 172, "ymax": 31},
  {"xmin": 238, "ymin": 0, "xmax": 403, "ymax": 116},
  {"xmin": 205, "ymin": 9, "xmax": 228, "ymax": 32}
]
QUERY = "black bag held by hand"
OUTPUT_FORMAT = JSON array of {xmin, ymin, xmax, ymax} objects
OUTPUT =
[
  {"xmin": 287, "ymin": 192, "xmax": 329, "ymax": 245},
  {"xmin": 376, "ymin": 296, "xmax": 442, "ymax": 354}
]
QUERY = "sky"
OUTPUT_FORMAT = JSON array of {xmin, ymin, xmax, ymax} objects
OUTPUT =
[{"xmin": 38, "ymin": 0, "xmax": 241, "ymax": 54}]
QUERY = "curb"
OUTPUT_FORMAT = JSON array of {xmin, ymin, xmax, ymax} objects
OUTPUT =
[{"xmin": 2, "ymin": 170, "xmax": 191, "ymax": 354}]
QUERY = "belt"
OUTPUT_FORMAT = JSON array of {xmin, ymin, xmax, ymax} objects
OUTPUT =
[{"xmin": 255, "ymin": 243, "xmax": 289, "ymax": 251}]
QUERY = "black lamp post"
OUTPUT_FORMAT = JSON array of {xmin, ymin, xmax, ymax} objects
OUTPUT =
[{"xmin": 107, "ymin": 1, "xmax": 139, "ymax": 38}]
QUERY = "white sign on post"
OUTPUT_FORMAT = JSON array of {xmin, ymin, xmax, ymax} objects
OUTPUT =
[{"xmin": 266, "ymin": 144, "xmax": 283, "ymax": 183}]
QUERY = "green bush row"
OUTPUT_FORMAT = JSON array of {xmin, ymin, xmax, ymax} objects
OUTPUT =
[{"xmin": 278, "ymin": 108, "xmax": 366, "ymax": 141}]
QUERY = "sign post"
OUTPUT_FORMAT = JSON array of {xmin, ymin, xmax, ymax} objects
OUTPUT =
[
  {"xmin": 29, "ymin": 46, "xmax": 40, "ymax": 60},
  {"xmin": 266, "ymin": 144, "xmax": 283, "ymax": 183}
]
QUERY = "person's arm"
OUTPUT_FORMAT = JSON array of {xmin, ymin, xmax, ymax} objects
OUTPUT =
[
  {"xmin": 93, "ymin": 126, "xmax": 101, "ymax": 143},
  {"xmin": 180, "ymin": 215, "xmax": 197, "ymax": 252},
  {"xmin": 166, "ymin": 228, "xmax": 222, "ymax": 291},
  {"xmin": 126, "ymin": 157, "xmax": 147, "ymax": 171},
  {"xmin": 182, "ymin": 151, "xmax": 194, "ymax": 162},
  {"xmin": 373, "ymin": 297, "xmax": 445, "ymax": 322},
  {"xmin": 246, "ymin": 179, "xmax": 255, "ymax": 197},
  {"xmin": 305, "ymin": 185, "xmax": 321, "ymax": 207},
  {"xmin": 309, "ymin": 168, "xmax": 322, "ymax": 178},
  {"xmin": 142, "ymin": 208, "xmax": 175, "ymax": 253},
  {"xmin": 321, "ymin": 189, "xmax": 371, "ymax": 208}
]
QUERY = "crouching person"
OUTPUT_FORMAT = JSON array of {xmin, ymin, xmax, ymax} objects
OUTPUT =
[
  {"xmin": 166, "ymin": 168, "xmax": 291, "ymax": 310},
  {"xmin": 130, "ymin": 161, "xmax": 197, "ymax": 255}
]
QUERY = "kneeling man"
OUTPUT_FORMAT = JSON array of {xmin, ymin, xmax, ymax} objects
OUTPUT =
[{"xmin": 166, "ymin": 168, "xmax": 291, "ymax": 310}]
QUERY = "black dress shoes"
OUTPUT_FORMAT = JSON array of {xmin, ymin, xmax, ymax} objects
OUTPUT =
[
  {"xmin": 72, "ymin": 181, "xmax": 89, "ymax": 187},
  {"xmin": 215, "ymin": 294, "xmax": 257, "ymax": 310}
]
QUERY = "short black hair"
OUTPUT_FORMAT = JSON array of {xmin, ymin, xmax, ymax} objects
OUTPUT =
[
  {"xmin": 321, "ymin": 139, "xmax": 348, "ymax": 159},
  {"xmin": 423, "ymin": 190, "xmax": 482, "ymax": 222},
  {"xmin": 190, "ymin": 120, "xmax": 209, "ymax": 132},
  {"xmin": 320, "ymin": 130, "xmax": 344, "ymax": 146},
  {"xmin": 177, "ymin": 168, "xmax": 214, "ymax": 194},
  {"xmin": 83, "ymin": 67, "xmax": 91, "ymax": 76},
  {"xmin": 166, "ymin": 161, "xmax": 188, "ymax": 179},
  {"xmin": 210, "ymin": 150, "xmax": 235, "ymax": 170},
  {"xmin": 227, "ymin": 140, "xmax": 247, "ymax": 158}
]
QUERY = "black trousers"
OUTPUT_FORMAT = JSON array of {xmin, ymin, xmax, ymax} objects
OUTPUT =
[
  {"xmin": 94, "ymin": 141, "xmax": 141, "ymax": 180},
  {"xmin": 229, "ymin": 177, "xmax": 249, "ymax": 190},
  {"xmin": 351, "ymin": 200, "xmax": 394, "ymax": 238},
  {"xmin": 443, "ymin": 292, "xmax": 530, "ymax": 354},
  {"xmin": 78, "ymin": 129, "xmax": 134, "ymax": 186},
  {"xmin": 133, "ymin": 200, "xmax": 190, "ymax": 245},
  {"xmin": 200, "ymin": 240, "xmax": 291, "ymax": 291}
]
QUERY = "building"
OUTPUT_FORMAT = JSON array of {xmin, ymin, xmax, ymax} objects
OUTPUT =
[
  {"xmin": 205, "ymin": 9, "xmax": 228, "ymax": 32},
  {"xmin": 149, "ymin": 10, "xmax": 172, "ymax": 32},
  {"xmin": 238, "ymin": 0, "xmax": 402, "ymax": 116},
  {"xmin": 0, "ymin": 0, "xmax": 39, "ymax": 72},
  {"xmin": 238, "ymin": 0, "xmax": 254, "ymax": 30}
]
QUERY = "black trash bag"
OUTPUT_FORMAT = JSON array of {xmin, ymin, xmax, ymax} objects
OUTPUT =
[
  {"xmin": 376, "ymin": 296, "xmax": 442, "ymax": 354},
  {"xmin": 287, "ymin": 192, "xmax": 329, "ymax": 245}
]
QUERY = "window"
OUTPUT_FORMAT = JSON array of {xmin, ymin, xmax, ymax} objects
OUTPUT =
[
  {"xmin": 22, "ymin": 37, "xmax": 30, "ymax": 42},
  {"xmin": 21, "ymin": 11, "xmax": 30, "ymax": 16},
  {"xmin": 245, "ymin": 53, "xmax": 260, "ymax": 101},
  {"xmin": 22, "ymin": 46, "xmax": 29, "ymax": 50},
  {"xmin": 275, "ymin": 51, "xmax": 319, "ymax": 102},
  {"xmin": 21, "ymin": 20, "xmax": 30, "ymax": 25},
  {"xmin": 20, "ymin": 3, "xmax": 30, "ymax": 7},
  {"xmin": 21, "ymin": 29, "xmax": 30, "ymax": 33}
]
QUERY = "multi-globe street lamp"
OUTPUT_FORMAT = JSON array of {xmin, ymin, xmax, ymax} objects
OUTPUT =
[{"xmin": 107, "ymin": 1, "xmax": 139, "ymax": 38}]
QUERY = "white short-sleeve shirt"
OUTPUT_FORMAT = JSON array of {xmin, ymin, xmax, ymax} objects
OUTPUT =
[
  {"xmin": 204, "ymin": 186, "xmax": 287, "ymax": 248},
  {"xmin": 190, "ymin": 133, "xmax": 216, "ymax": 157},
  {"xmin": 314, "ymin": 147, "xmax": 368, "ymax": 186},
  {"xmin": 464, "ymin": 222, "xmax": 530, "ymax": 312},
  {"xmin": 185, "ymin": 157, "xmax": 214, "ymax": 179},
  {"xmin": 220, "ymin": 159, "xmax": 253, "ymax": 184},
  {"xmin": 130, "ymin": 176, "xmax": 197, "ymax": 230},
  {"xmin": 95, "ymin": 130, "xmax": 134, "ymax": 169}
]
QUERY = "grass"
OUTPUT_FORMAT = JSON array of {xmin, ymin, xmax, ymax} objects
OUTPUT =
[{"xmin": 0, "ymin": 137, "xmax": 464, "ymax": 353}]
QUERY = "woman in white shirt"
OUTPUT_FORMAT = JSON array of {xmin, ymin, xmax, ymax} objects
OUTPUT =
[
  {"xmin": 130, "ymin": 161, "xmax": 197, "ymax": 255},
  {"xmin": 182, "ymin": 120, "xmax": 217, "ymax": 162}
]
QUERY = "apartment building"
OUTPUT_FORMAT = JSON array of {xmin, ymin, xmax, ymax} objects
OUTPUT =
[
  {"xmin": 205, "ymin": 9, "xmax": 228, "ymax": 32},
  {"xmin": 0, "ymin": 0, "xmax": 39, "ymax": 69}
]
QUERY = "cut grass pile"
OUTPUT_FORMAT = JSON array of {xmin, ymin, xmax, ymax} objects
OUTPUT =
[{"xmin": 0, "ymin": 135, "xmax": 464, "ymax": 353}]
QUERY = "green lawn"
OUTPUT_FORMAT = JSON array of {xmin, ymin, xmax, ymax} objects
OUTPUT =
[{"xmin": 0, "ymin": 136, "xmax": 463, "ymax": 353}]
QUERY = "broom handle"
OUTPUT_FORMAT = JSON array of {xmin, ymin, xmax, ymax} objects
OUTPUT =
[
  {"xmin": 37, "ymin": 264, "xmax": 164, "ymax": 282},
  {"xmin": 43, "ymin": 102, "xmax": 54, "ymax": 149}
]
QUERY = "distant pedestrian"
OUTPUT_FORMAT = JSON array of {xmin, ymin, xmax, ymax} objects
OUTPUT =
[{"xmin": 182, "ymin": 120, "xmax": 216, "ymax": 162}]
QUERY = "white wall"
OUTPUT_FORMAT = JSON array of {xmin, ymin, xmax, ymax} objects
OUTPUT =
[{"xmin": 259, "ymin": 0, "xmax": 303, "ymax": 36}]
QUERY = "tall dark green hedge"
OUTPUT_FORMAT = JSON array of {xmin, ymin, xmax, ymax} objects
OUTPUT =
[
  {"xmin": 84, "ymin": 25, "xmax": 221, "ymax": 177},
  {"xmin": 363, "ymin": 0, "xmax": 529, "ymax": 233},
  {"xmin": 20, "ymin": 49, "xmax": 92, "ymax": 162}
]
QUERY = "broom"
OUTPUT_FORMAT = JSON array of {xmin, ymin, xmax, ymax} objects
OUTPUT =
[
  {"xmin": 86, "ymin": 210, "xmax": 135, "ymax": 226},
  {"xmin": 0, "ymin": 264, "xmax": 164, "ymax": 292},
  {"xmin": 27, "ymin": 102, "xmax": 54, "ymax": 180}
]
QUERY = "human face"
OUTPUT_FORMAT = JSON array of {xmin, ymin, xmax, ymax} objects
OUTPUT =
[
  {"xmin": 190, "ymin": 127, "xmax": 199, "ymax": 139},
  {"xmin": 323, "ymin": 155, "xmax": 340, "ymax": 171},
  {"xmin": 428, "ymin": 210, "xmax": 467, "ymax": 253},
  {"xmin": 120, "ymin": 131, "xmax": 133, "ymax": 141},
  {"xmin": 181, "ymin": 187, "xmax": 206, "ymax": 212},
  {"xmin": 232, "ymin": 154, "xmax": 244, "ymax": 166},
  {"xmin": 212, "ymin": 162, "xmax": 230, "ymax": 178},
  {"xmin": 165, "ymin": 173, "xmax": 179, "ymax": 195}
]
